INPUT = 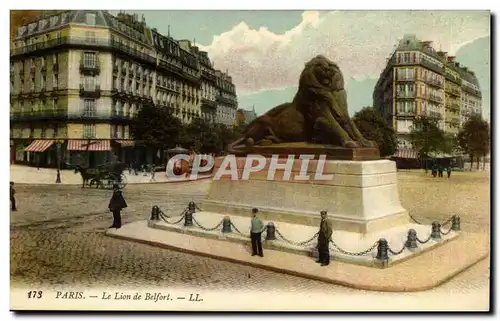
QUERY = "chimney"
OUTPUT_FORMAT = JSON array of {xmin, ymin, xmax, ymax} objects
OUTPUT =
[
  {"xmin": 437, "ymin": 51, "xmax": 447, "ymax": 60},
  {"xmin": 421, "ymin": 41, "xmax": 432, "ymax": 48},
  {"xmin": 447, "ymin": 56, "xmax": 456, "ymax": 63}
]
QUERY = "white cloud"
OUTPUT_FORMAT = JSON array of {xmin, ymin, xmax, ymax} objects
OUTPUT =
[{"xmin": 199, "ymin": 11, "xmax": 490, "ymax": 95}]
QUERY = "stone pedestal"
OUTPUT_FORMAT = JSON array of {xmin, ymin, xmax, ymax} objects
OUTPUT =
[{"xmin": 202, "ymin": 157, "xmax": 409, "ymax": 234}]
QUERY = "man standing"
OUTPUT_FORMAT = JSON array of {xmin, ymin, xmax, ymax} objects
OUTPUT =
[
  {"xmin": 316, "ymin": 210, "xmax": 333, "ymax": 266},
  {"xmin": 447, "ymin": 166, "xmax": 452, "ymax": 179},
  {"xmin": 108, "ymin": 184, "xmax": 127, "ymax": 229},
  {"xmin": 10, "ymin": 181, "xmax": 17, "ymax": 211},
  {"xmin": 250, "ymin": 208, "xmax": 264, "ymax": 257}
]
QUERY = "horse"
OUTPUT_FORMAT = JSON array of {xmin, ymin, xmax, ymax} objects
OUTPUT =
[{"xmin": 73, "ymin": 165, "xmax": 100, "ymax": 188}]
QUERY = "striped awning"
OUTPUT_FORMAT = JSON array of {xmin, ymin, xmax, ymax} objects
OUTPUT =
[
  {"xmin": 25, "ymin": 140, "xmax": 55, "ymax": 152},
  {"xmin": 116, "ymin": 140, "xmax": 135, "ymax": 147},
  {"xmin": 394, "ymin": 148, "xmax": 418, "ymax": 159},
  {"xmin": 67, "ymin": 140, "xmax": 111, "ymax": 151}
]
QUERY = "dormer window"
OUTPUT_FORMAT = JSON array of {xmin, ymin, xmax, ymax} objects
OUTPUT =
[{"xmin": 86, "ymin": 13, "xmax": 96, "ymax": 26}]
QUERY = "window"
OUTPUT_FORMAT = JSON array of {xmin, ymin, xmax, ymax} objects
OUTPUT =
[
  {"xmin": 84, "ymin": 76, "xmax": 96, "ymax": 90},
  {"xmin": 83, "ymin": 99, "xmax": 96, "ymax": 116},
  {"xmin": 83, "ymin": 52, "xmax": 97, "ymax": 67},
  {"xmin": 112, "ymin": 125, "xmax": 119, "ymax": 139},
  {"xmin": 41, "ymin": 75, "xmax": 46, "ymax": 89},
  {"xmin": 83, "ymin": 124, "xmax": 96, "ymax": 138},
  {"xmin": 53, "ymin": 125, "xmax": 59, "ymax": 138},
  {"xmin": 53, "ymin": 73, "xmax": 58, "ymax": 88},
  {"xmin": 85, "ymin": 31, "xmax": 96, "ymax": 43},
  {"xmin": 40, "ymin": 127, "xmax": 46, "ymax": 138},
  {"xmin": 85, "ymin": 13, "xmax": 96, "ymax": 26},
  {"xmin": 121, "ymin": 126, "xmax": 125, "ymax": 139},
  {"xmin": 52, "ymin": 98, "xmax": 58, "ymax": 110}
]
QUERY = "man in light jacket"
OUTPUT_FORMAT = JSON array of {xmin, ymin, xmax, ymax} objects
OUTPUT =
[{"xmin": 250, "ymin": 208, "xmax": 264, "ymax": 257}]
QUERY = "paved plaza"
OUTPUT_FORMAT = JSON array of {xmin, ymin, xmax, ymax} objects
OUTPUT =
[{"xmin": 10, "ymin": 168, "xmax": 490, "ymax": 309}]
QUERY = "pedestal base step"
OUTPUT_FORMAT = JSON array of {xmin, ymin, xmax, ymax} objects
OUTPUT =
[
  {"xmin": 148, "ymin": 211, "xmax": 459, "ymax": 268},
  {"xmin": 105, "ymin": 220, "xmax": 488, "ymax": 292}
]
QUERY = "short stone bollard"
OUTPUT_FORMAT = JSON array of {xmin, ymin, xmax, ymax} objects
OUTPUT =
[
  {"xmin": 451, "ymin": 215, "xmax": 461, "ymax": 231},
  {"xmin": 222, "ymin": 216, "xmax": 232, "ymax": 233},
  {"xmin": 405, "ymin": 229, "xmax": 418, "ymax": 250},
  {"xmin": 150, "ymin": 206, "xmax": 159, "ymax": 221},
  {"xmin": 431, "ymin": 221, "xmax": 442, "ymax": 240},
  {"xmin": 184, "ymin": 208, "xmax": 194, "ymax": 227},
  {"xmin": 376, "ymin": 238, "xmax": 389, "ymax": 261},
  {"xmin": 265, "ymin": 222, "xmax": 276, "ymax": 240}
]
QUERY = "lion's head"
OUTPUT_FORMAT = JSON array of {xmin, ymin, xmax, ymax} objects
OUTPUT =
[{"xmin": 297, "ymin": 55, "xmax": 345, "ymax": 93}]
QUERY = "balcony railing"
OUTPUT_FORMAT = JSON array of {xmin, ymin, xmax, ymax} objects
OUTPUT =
[
  {"xmin": 445, "ymin": 72, "xmax": 461, "ymax": 84},
  {"xmin": 79, "ymin": 84, "xmax": 101, "ymax": 98},
  {"xmin": 201, "ymin": 98, "xmax": 217, "ymax": 109},
  {"xmin": 79, "ymin": 61, "xmax": 101, "ymax": 75},
  {"xmin": 10, "ymin": 109, "xmax": 68, "ymax": 121},
  {"xmin": 427, "ymin": 94, "xmax": 443, "ymax": 103},
  {"xmin": 461, "ymin": 85, "xmax": 482, "ymax": 97},
  {"xmin": 396, "ymin": 111, "xmax": 415, "ymax": 117},
  {"xmin": 420, "ymin": 59, "xmax": 445, "ymax": 74},
  {"xmin": 423, "ymin": 77, "xmax": 444, "ymax": 88},
  {"xmin": 396, "ymin": 91, "xmax": 415, "ymax": 98}
]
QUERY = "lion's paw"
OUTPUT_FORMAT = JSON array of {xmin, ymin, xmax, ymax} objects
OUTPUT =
[
  {"xmin": 343, "ymin": 140, "xmax": 360, "ymax": 148},
  {"xmin": 360, "ymin": 139, "xmax": 377, "ymax": 148}
]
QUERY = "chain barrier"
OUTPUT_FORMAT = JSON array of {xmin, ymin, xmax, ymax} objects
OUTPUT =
[
  {"xmin": 192, "ymin": 216, "xmax": 224, "ymax": 232},
  {"xmin": 230, "ymin": 222, "xmax": 250, "ymax": 238},
  {"xmin": 388, "ymin": 245, "xmax": 406, "ymax": 256},
  {"xmin": 440, "ymin": 226, "xmax": 453, "ymax": 236},
  {"xmin": 409, "ymin": 213, "xmax": 455, "ymax": 226},
  {"xmin": 416, "ymin": 234, "xmax": 432, "ymax": 244},
  {"xmin": 195, "ymin": 204, "xmax": 203, "ymax": 212},
  {"xmin": 158, "ymin": 210, "xmax": 185, "ymax": 225},
  {"xmin": 330, "ymin": 239, "xmax": 379, "ymax": 256},
  {"xmin": 274, "ymin": 229, "xmax": 318, "ymax": 247}
]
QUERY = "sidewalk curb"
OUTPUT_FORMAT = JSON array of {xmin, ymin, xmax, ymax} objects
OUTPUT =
[
  {"xmin": 106, "ymin": 227, "xmax": 489, "ymax": 292},
  {"xmin": 11, "ymin": 175, "xmax": 213, "ymax": 186}
]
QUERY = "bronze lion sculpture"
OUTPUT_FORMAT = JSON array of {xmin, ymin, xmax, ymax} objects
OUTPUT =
[{"xmin": 228, "ymin": 55, "xmax": 376, "ymax": 153}]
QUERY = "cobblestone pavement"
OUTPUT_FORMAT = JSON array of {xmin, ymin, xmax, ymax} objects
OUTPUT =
[{"xmin": 10, "ymin": 172, "xmax": 490, "ymax": 299}]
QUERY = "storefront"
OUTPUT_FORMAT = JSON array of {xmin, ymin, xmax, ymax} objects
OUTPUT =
[
  {"xmin": 67, "ymin": 139, "xmax": 112, "ymax": 168},
  {"xmin": 23, "ymin": 139, "xmax": 57, "ymax": 168}
]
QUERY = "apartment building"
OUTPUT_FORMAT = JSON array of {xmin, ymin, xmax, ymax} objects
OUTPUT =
[
  {"xmin": 373, "ymin": 34, "xmax": 482, "ymax": 155},
  {"xmin": 10, "ymin": 10, "xmax": 238, "ymax": 168}
]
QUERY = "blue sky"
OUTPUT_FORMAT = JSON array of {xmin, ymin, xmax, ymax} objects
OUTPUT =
[{"xmin": 114, "ymin": 10, "xmax": 490, "ymax": 120}]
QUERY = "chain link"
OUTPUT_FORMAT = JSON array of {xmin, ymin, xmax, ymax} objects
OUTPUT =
[
  {"xmin": 329, "ymin": 239, "xmax": 379, "ymax": 256},
  {"xmin": 157, "ymin": 208, "xmax": 171, "ymax": 218},
  {"xmin": 416, "ymin": 235, "xmax": 432, "ymax": 244},
  {"xmin": 195, "ymin": 204, "xmax": 203, "ymax": 212},
  {"xmin": 192, "ymin": 216, "xmax": 224, "ymax": 231},
  {"xmin": 230, "ymin": 222, "xmax": 250, "ymax": 237},
  {"xmin": 409, "ymin": 213, "xmax": 454, "ymax": 226},
  {"xmin": 388, "ymin": 245, "xmax": 406, "ymax": 256},
  {"xmin": 440, "ymin": 226, "xmax": 453, "ymax": 235},
  {"xmin": 274, "ymin": 229, "xmax": 318, "ymax": 247},
  {"xmin": 159, "ymin": 211, "xmax": 185, "ymax": 225}
]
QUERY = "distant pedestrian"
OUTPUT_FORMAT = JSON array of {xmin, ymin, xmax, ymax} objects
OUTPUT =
[
  {"xmin": 447, "ymin": 166, "xmax": 452, "ymax": 178},
  {"xmin": 10, "ymin": 181, "xmax": 17, "ymax": 211},
  {"xmin": 108, "ymin": 184, "xmax": 127, "ymax": 229},
  {"xmin": 432, "ymin": 164, "xmax": 437, "ymax": 178},
  {"xmin": 150, "ymin": 165, "xmax": 156, "ymax": 182},
  {"xmin": 316, "ymin": 210, "xmax": 333, "ymax": 266},
  {"xmin": 438, "ymin": 165, "xmax": 444, "ymax": 178},
  {"xmin": 250, "ymin": 208, "xmax": 264, "ymax": 257}
]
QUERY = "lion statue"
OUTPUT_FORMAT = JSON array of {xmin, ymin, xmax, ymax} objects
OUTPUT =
[{"xmin": 228, "ymin": 55, "xmax": 376, "ymax": 153}]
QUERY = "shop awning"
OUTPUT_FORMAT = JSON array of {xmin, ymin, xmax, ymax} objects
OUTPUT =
[
  {"xmin": 116, "ymin": 140, "xmax": 135, "ymax": 147},
  {"xmin": 67, "ymin": 140, "xmax": 111, "ymax": 151},
  {"xmin": 24, "ymin": 140, "xmax": 55, "ymax": 152},
  {"xmin": 394, "ymin": 148, "xmax": 418, "ymax": 159}
]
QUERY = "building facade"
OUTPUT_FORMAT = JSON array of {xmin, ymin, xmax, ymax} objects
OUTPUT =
[
  {"xmin": 10, "ymin": 10, "xmax": 238, "ymax": 168},
  {"xmin": 235, "ymin": 106, "xmax": 257, "ymax": 125},
  {"xmin": 373, "ymin": 34, "xmax": 482, "ymax": 151}
]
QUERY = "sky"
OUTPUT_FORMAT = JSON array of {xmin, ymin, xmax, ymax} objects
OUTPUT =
[{"xmin": 114, "ymin": 10, "xmax": 491, "ymax": 120}]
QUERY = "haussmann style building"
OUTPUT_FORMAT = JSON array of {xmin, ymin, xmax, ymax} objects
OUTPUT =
[
  {"xmin": 10, "ymin": 10, "xmax": 238, "ymax": 168},
  {"xmin": 373, "ymin": 34, "xmax": 482, "ymax": 159}
]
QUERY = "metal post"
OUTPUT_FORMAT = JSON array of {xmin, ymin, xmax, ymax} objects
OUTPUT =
[
  {"xmin": 184, "ymin": 208, "xmax": 194, "ymax": 227},
  {"xmin": 431, "ymin": 221, "xmax": 441, "ymax": 240},
  {"xmin": 150, "ymin": 206, "xmax": 159, "ymax": 221},
  {"xmin": 55, "ymin": 142, "xmax": 61, "ymax": 183},
  {"xmin": 451, "ymin": 215, "xmax": 461, "ymax": 232},
  {"xmin": 405, "ymin": 229, "xmax": 418, "ymax": 250},
  {"xmin": 376, "ymin": 238, "xmax": 389, "ymax": 261},
  {"xmin": 222, "ymin": 216, "xmax": 232, "ymax": 233},
  {"xmin": 265, "ymin": 222, "xmax": 276, "ymax": 240}
]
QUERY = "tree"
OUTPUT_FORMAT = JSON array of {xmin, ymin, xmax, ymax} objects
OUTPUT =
[
  {"xmin": 457, "ymin": 114, "xmax": 490, "ymax": 170},
  {"xmin": 353, "ymin": 107, "xmax": 397, "ymax": 157},
  {"xmin": 409, "ymin": 116, "xmax": 446, "ymax": 158},
  {"xmin": 130, "ymin": 103, "xmax": 183, "ymax": 149}
]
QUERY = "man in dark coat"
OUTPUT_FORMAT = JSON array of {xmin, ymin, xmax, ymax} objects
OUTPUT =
[
  {"xmin": 10, "ymin": 181, "xmax": 17, "ymax": 211},
  {"xmin": 316, "ymin": 210, "xmax": 333, "ymax": 266},
  {"xmin": 108, "ymin": 184, "xmax": 127, "ymax": 229},
  {"xmin": 447, "ymin": 166, "xmax": 452, "ymax": 178}
]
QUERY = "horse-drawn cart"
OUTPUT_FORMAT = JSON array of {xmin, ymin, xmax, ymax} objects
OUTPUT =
[{"xmin": 74, "ymin": 161, "xmax": 128, "ymax": 189}]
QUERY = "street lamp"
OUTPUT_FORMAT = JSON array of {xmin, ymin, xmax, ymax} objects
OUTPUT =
[{"xmin": 55, "ymin": 140, "xmax": 64, "ymax": 183}]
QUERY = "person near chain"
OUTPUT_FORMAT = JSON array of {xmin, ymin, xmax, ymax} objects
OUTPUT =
[
  {"xmin": 447, "ymin": 165, "xmax": 452, "ymax": 178},
  {"xmin": 10, "ymin": 181, "xmax": 17, "ymax": 211},
  {"xmin": 316, "ymin": 210, "xmax": 333, "ymax": 266},
  {"xmin": 108, "ymin": 183, "xmax": 127, "ymax": 229},
  {"xmin": 250, "ymin": 208, "xmax": 264, "ymax": 257}
]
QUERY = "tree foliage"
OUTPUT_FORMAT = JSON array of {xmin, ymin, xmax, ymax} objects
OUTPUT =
[
  {"xmin": 130, "ymin": 103, "xmax": 183, "ymax": 149},
  {"xmin": 457, "ymin": 114, "xmax": 490, "ymax": 168},
  {"xmin": 353, "ymin": 107, "xmax": 397, "ymax": 157},
  {"xmin": 409, "ymin": 116, "xmax": 447, "ymax": 158}
]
